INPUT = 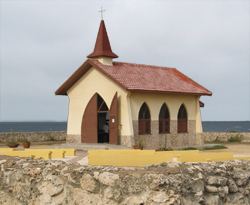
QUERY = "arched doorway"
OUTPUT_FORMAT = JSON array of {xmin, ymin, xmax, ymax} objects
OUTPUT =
[
  {"xmin": 81, "ymin": 93, "xmax": 118, "ymax": 144},
  {"xmin": 97, "ymin": 94, "xmax": 109, "ymax": 143},
  {"xmin": 177, "ymin": 104, "xmax": 188, "ymax": 133}
]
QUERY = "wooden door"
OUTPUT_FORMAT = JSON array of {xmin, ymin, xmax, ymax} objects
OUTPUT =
[
  {"xmin": 109, "ymin": 93, "xmax": 118, "ymax": 144},
  {"xmin": 81, "ymin": 94, "xmax": 98, "ymax": 143}
]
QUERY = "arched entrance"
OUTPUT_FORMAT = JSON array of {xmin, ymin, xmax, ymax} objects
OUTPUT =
[
  {"xmin": 97, "ymin": 94, "xmax": 109, "ymax": 143},
  {"xmin": 81, "ymin": 93, "xmax": 118, "ymax": 144}
]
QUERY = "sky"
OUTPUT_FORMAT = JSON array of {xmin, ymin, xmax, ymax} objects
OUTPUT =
[{"xmin": 0, "ymin": 0, "xmax": 250, "ymax": 122}]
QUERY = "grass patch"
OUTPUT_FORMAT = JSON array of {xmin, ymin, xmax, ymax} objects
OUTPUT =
[
  {"xmin": 156, "ymin": 147, "xmax": 174, "ymax": 151},
  {"xmin": 181, "ymin": 147, "xmax": 198, "ymax": 150},
  {"xmin": 200, "ymin": 144, "xmax": 227, "ymax": 150},
  {"xmin": 156, "ymin": 144, "xmax": 227, "ymax": 152}
]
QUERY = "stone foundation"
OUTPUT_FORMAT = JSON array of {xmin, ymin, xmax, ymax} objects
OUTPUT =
[
  {"xmin": 0, "ymin": 131, "xmax": 66, "ymax": 143},
  {"xmin": 133, "ymin": 120, "xmax": 198, "ymax": 149},
  {"xmin": 66, "ymin": 134, "xmax": 81, "ymax": 143},
  {"xmin": 202, "ymin": 132, "xmax": 250, "ymax": 143},
  {"xmin": 119, "ymin": 135, "xmax": 133, "ymax": 147}
]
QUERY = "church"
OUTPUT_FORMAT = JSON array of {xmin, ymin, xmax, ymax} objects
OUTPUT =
[{"xmin": 56, "ymin": 20, "xmax": 212, "ymax": 149}]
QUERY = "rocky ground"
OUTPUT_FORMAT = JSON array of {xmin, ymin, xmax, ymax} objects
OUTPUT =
[{"xmin": 0, "ymin": 157, "xmax": 249, "ymax": 205}]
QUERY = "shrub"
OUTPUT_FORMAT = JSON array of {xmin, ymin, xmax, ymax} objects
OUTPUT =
[
  {"xmin": 201, "ymin": 144, "xmax": 227, "ymax": 150},
  {"xmin": 181, "ymin": 147, "xmax": 198, "ymax": 150},
  {"xmin": 156, "ymin": 147, "xmax": 173, "ymax": 151},
  {"xmin": 228, "ymin": 134, "xmax": 243, "ymax": 143},
  {"xmin": 6, "ymin": 140, "xmax": 19, "ymax": 148}
]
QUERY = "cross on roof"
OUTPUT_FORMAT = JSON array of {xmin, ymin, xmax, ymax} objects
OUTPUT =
[{"xmin": 98, "ymin": 6, "xmax": 105, "ymax": 20}]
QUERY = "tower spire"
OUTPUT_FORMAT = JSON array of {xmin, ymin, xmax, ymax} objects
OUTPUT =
[{"xmin": 87, "ymin": 20, "xmax": 118, "ymax": 59}]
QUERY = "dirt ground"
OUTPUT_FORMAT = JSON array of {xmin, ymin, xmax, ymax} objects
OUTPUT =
[
  {"xmin": 223, "ymin": 143, "xmax": 250, "ymax": 155},
  {"xmin": 203, "ymin": 143, "xmax": 250, "ymax": 156}
]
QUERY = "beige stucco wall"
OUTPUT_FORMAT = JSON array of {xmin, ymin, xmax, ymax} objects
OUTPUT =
[
  {"xmin": 66, "ymin": 65, "xmax": 204, "ymax": 145},
  {"xmin": 196, "ymin": 97, "xmax": 203, "ymax": 133},
  {"xmin": 67, "ymin": 66, "xmax": 133, "ymax": 138},
  {"xmin": 130, "ymin": 93, "xmax": 202, "ymax": 133}
]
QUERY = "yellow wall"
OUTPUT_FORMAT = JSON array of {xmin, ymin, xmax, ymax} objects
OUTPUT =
[
  {"xmin": 130, "ymin": 93, "xmax": 198, "ymax": 120},
  {"xmin": 130, "ymin": 93, "xmax": 202, "ymax": 133},
  {"xmin": 67, "ymin": 67, "xmax": 133, "ymax": 137},
  {"xmin": 196, "ymin": 97, "xmax": 203, "ymax": 133},
  {"xmin": 88, "ymin": 150, "xmax": 234, "ymax": 167}
]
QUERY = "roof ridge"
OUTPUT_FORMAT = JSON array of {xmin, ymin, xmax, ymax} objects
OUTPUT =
[{"xmin": 114, "ymin": 61, "xmax": 176, "ymax": 70}]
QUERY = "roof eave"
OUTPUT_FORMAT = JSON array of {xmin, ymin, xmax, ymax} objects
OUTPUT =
[{"xmin": 128, "ymin": 89, "xmax": 212, "ymax": 96}]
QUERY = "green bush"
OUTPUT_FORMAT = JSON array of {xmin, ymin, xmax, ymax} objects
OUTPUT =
[
  {"xmin": 156, "ymin": 147, "xmax": 173, "ymax": 151},
  {"xmin": 181, "ymin": 147, "xmax": 198, "ymax": 150},
  {"xmin": 201, "ymin": 144, "xmax": 227, "ymax": 150},
  {"xmin": 228, "ymin": 134, "xmax": 243, "ymax": 143}
]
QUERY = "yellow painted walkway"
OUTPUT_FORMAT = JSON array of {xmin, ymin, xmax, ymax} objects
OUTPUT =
[
  {"xmin": 0, "ymin": 148, "xmax": 75, "ymax": 160},
  {"xmin": 88, "ymin": 149, "xmax": 245, "ymax": 167}
]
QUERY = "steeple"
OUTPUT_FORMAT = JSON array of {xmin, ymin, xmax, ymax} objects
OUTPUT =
[{"xmin": 87, "ymin": 20, "xmax": 118, "ymax": 59}]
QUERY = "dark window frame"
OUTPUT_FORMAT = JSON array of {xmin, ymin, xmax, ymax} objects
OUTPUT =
[
  {"xmin": 159, "ymin": 103, "xmax": 170, "ymax": 134},
  {"xmin": 177, "ymin": 104, "xmax": 188, "ymax": 133},
  {"xmin": 138, "ymin": 103, "xmax": 151, "ymax": 135}
]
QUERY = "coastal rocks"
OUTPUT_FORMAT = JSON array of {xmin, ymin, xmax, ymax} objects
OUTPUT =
[
  {"xmin": 151, "ymin": 191, "xmax": 169, "ymax": 203},
  {"xmin": 97, "ymin": 172, "xmax": 119, "ymax": 186},
  {"xmin": 0, "ymin": 158, "xmax": 250, "ymax": 205},
  {"xmin": 80, "ymin": 173, "xmax": 97, "ymax": 192},
  {"xmin": 207, "ymin": 176, "xmax": 228, "ymax": 186}
]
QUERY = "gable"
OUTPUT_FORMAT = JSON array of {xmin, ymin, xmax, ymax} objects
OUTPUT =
[{"xmin": 67, "ymin": 66, "xmax": 127, "ymax": 105}]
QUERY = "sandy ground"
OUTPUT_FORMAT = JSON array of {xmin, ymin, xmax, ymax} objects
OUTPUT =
[{"xmin": 223, "ymin": 143, "xmax": 250, "ymax": 155}]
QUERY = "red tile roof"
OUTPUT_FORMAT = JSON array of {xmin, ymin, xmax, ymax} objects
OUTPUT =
[
  {"xmin": 55, "ymin": 59, "xmax": 212, "ymax": 96},
  {"xmin": 87, "ymin": 20, "xmax": 118, "ymax": 59}
]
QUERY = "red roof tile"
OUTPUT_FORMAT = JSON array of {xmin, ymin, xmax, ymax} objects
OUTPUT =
[
  {"xmin": 55, "ymin": 59, "xmax": 212, "ymax": 96},
  {"xmin": 87, "ymin": 20, "xmax": 118, "ymax": 59}
]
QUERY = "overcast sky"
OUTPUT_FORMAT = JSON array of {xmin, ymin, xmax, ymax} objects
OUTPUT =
[{"xmin": 0, "ymin": 0, "xmax": 250, "ymax": 122}]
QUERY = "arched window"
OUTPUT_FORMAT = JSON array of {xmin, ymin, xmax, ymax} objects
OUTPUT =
[
  {"xmin": 138, "ymin": 103, "xmax": 151, "ymax": 135},
  {"xmin": 177, "ymin": 104, "xmax": 188, "ymax": 133},
  {"xmin": 159, "ymin": 103, "xmax": 170, "ymax": 133}
]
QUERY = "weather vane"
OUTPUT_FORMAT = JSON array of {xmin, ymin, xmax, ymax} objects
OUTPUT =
[{"xmin": 98, "ymin": 6, "xmax": 105, "ymax": 20}]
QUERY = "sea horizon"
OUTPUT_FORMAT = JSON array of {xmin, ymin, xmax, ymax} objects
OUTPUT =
[{"xmin": 0, "ymin": 121, "xmax": 249, "ymax": 133}]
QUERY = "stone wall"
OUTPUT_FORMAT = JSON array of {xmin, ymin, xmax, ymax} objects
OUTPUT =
[
  {"xmin": 0, "ymin": 158, "xmax": 249, "ymax": 205},
  {"xmin": 202, "ymin": 132, "xmax": 250, "ymax": 143},
  {"xmin": 133, "ymin": 120, "xmax": 198, "ymax": 149},
  {"xmin": 0, "ymin": 131, "xmax": 66, "ymax": 143}
]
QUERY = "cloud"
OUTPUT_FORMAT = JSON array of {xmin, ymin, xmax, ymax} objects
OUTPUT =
[{"xmin": 0, "ymin": 0, "xmax": 249, "ymax": 121}]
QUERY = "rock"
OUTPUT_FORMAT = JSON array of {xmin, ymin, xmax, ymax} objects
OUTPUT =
[
  {"xmin": 235, "ymin": 173, "xmax": 249, "ymax": 186},
  {"xmin": 207, "ymin": 176, "xmax": 227, "ymax": 186},
  {"xmin": 98, "ymin": 172, "xmax": 119, "ymax": 186},
  {"xmin": 191, "ymin": 179, "xmax": 204, "ymax": 193},
  {"xmin": 226, "ymin": 193, "xmax": 248, "ymax": 205},
  {"xmin": 206, "ymin": 185, "xmax": 218, "ymax": 193},
  {"xmin": 80, "ymin": 174, "xmax": 97, "ymax": 192},
  {"xmin": 38, "ymin": 175, "xmax": 64, "ymax": 197},
  {"xmin": 103, "ymin": 187, "xmax": 121, "ymax": 201},
  {"xmin": 151, "ymin": 191, "xmax": 169, "ymax": 203},
  {"xmin": 0, "ymin": 158, "xmax": 250, "ymax": 204},
  {"xmin": 121, "ymin": 193, "xmax": 148, "ymax": 205},
  {"xmin": 204, "ymin": 194, "xmax": 220, "ymax": 205},
  {"xmin": 0, "ymin": 160, "xmax": 6, "ymax": 165},
  {"xmin": 228, "ymin": 179, "xmax": 238, "ymax": 193},
  {"xmin": 71, "ymin": 188, "xmax": 103, "ymax": 205},
  {"xmin": 218, "ymin": 186, "xmax": 229, "ymax": 198}
]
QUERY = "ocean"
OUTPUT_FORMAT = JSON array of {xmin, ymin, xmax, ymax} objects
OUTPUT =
[{"xmin": 0, "ymin": 121, "xmax": 249, "ymax": 133}]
